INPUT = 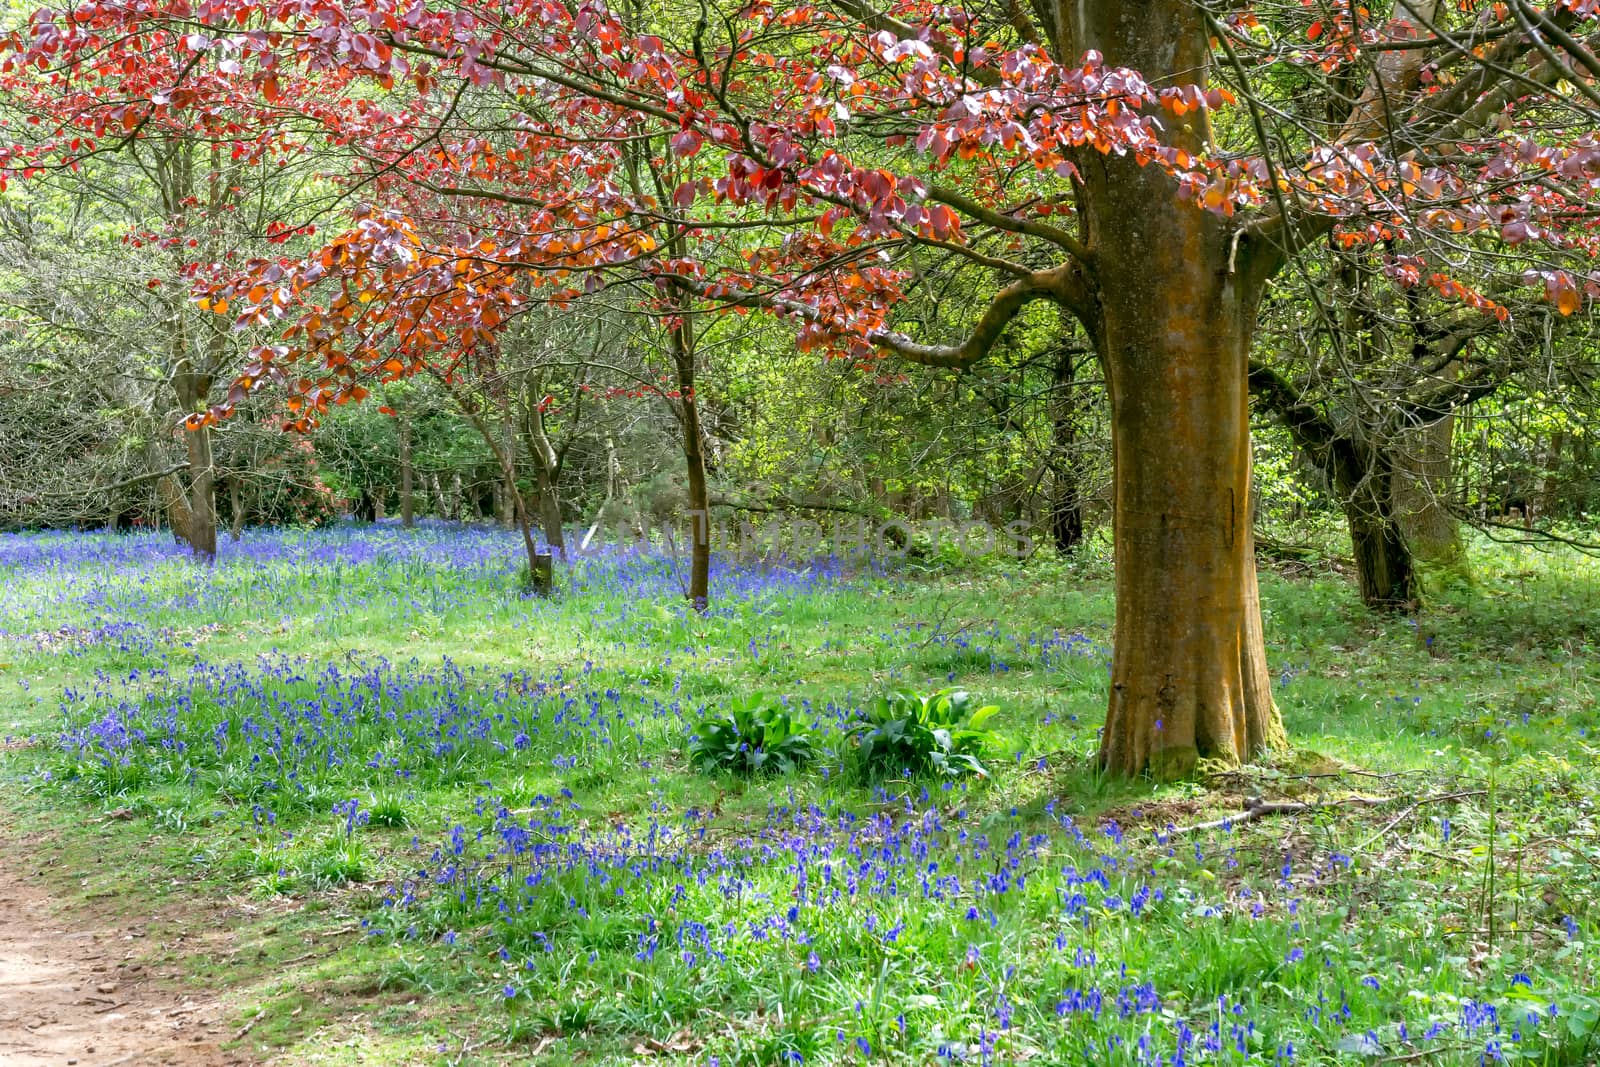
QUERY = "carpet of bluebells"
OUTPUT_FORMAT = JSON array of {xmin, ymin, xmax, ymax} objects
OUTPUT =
[{"xmin": 2, "ymin": 524, "xmax": 1597, "ymax": 1065}]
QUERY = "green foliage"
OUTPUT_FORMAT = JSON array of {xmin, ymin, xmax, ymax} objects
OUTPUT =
[
  {"xmin": 848, "ymin": 686, "xmax": 1001, "ymax": 780},
  {"xmin": 688, "ymin": 693, "xmax": 815, "ymax": 776}
]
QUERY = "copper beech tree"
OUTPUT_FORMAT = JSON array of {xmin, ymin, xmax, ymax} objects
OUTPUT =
[{"xmin": 5, "ymin": 0, "xmax": 1599, "ymax": 775}]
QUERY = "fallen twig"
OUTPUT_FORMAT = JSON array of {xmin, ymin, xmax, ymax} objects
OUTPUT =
[
  {"xmin": 1355, "ymin": 790, "xmax": 1487, "ymax": 851},
  {"xmin": 1173, "ymin": 795, "xmax": 1393, "ymax": 834}
]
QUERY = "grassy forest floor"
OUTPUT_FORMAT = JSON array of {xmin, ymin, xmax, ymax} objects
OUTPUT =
[{"xmin": 0, "ymin": 523, "xmax": 1596, "ymax": 1066}]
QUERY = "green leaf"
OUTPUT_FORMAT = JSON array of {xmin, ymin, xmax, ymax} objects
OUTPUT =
[{"xmin": 966, "ymin": 704, "xmax": 999, "ymax": 731}]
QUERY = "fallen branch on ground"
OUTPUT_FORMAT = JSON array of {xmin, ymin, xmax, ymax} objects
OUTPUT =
[
  {"xmin": 1170, "ymin": 789, "xmax": 1489, "ymax": 840},
  {"xmin": 1172, "ymin": 795, "xmax": 1393, "ymax": 834},
  {"xmin": 1355, "ymin": 789, "xmax": 1487, "ymax": 851}
]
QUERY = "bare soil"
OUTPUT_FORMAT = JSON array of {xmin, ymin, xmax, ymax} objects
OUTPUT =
[{"xmin": 0, "ymin": 836, "xmax": 250, "ymax": 1067}]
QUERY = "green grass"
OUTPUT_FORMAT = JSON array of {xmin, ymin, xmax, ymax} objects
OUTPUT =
[{"xmin": 1, "ymin": 525, "xmax": 1598, "ymax": 1065}]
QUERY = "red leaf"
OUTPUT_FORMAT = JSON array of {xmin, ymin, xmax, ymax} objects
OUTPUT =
[{"xmin": 669, "ymin": 129, "xmax": 703, "ymax": 158}]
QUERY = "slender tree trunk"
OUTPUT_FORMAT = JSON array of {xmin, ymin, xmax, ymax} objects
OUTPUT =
[
  {"xmin": 153, "ymin": 141, "xmax": 221, "ymax": 562},
  {"xmin": 670, "ymin": 321, "xmax": 711, "ymax": 612},
  {"xmin": 534, "ymin": 464, "xmax": 565, "ymax": 558},
  {"xmin": 451, "ymin": 386, "xmax": 549, "ymax": 592},
  {"xmin": 1574, "ymin": 432, "xmax": 1592, "ymax": 519},
  {"xmin": 428, "ymin": 472, "xmax": 445, "ymax": 517},
  {"xmin": 508, "ymin": 483, "xmax": 542, "ymax": 586},
  {"xmin": 497, "ymin": 420, "xmax": 518, "ymax": 528},
  {"xmin": 496, "ymin": 462, "xmax": 547, "ymax": 592},
  {"xmin": 1540, "ymin": 430, "xmax": 1566, "ymax": 519},
  {"xmin": 493, "ymin": 480, "xmax": 509, "ymax": 527},
  {"xmin": 173, "ymin": 370, "xmax": 217, "ymax": 561},
  {"xmin": 520, "ymin": 377, "xmax": 568, "ymax": 559},
  {"xmin": 1248, "ymin": 368, "xmax": 1420, "ymax": 613},
  {"xmin": 183, "ymin": 422, "xmax": 217, "ymax": 558},
  {"xmin": 1070, "ymin": 0, "xmax": 1284, "ymax": 776},
  {"xmin": 1344, "ymin": 456, "xmax": 1416, "ymax": 611},
  {"xmin": 228, "ymin": 477, "xmax": 245, "ymax": 541},
  {"xmin": 604, "ymin": 433, "xmax": 622, "ymax": 502},
  {"xmin": 151, "ymin": 454, "xmax": 194, "ymax": 545},
  {"xmin": 398, "ymin": 412, "xmax": 415, "ymax": 527},
  {"xmin": 1048, "ymin": 331, "xmax": 1085, "ymax": 554}
]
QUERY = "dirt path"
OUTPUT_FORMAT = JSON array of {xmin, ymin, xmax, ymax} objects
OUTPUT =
[{"xmin": 0, "ymin": 841, "xmax": 249, "ymax": 1067}]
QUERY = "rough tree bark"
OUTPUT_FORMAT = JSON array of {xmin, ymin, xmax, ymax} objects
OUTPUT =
[{"xmin": 1065, "ymin": 3, "xmax": 1286, "ymax": 778}]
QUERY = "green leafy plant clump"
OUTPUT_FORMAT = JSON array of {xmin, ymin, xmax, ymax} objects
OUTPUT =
[
  {"xmin": 688, "ymin": 692, "xmax": 816, "ymax": 776},
  {"xmin": 848, "ymin": 686, "xmax": 1003, "ymax": 780}
]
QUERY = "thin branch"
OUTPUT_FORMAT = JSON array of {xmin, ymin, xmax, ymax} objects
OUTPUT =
[{"xmin": 1171, "ymin": 795, "xmax": 1393, "ymax": 835}]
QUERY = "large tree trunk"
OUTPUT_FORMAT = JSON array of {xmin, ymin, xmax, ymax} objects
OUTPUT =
[
  {"xmin": 670, "ymin": 321, "xmax": 711, "ymax": 612},
  {"xmin": 1070, "ymin": 1, "xmax": 1284, "ymax": 779},
  {"xmin": 1350, "ymin": 513, "xmax": 1415, "ymax": 611},
  {"xmin": 1096, "ymin": 302, "xmax": 1285, "ymax": 778}
]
